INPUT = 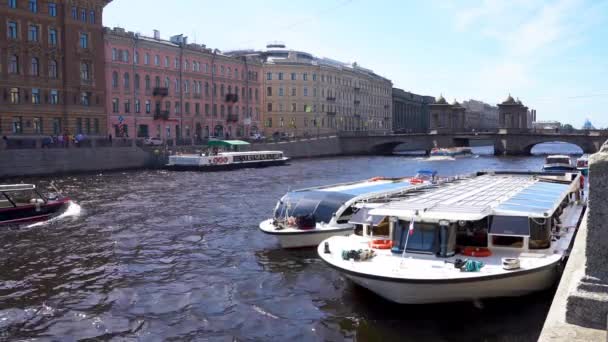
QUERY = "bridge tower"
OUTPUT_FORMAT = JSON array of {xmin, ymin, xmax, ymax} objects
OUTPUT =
[
  {"xmin": 429, "ymin": 95, "xmax": 465, "ymax": 133},
  {"xmin": 497, "ymin": 95, "xmax": 529, "ymax": 132}
]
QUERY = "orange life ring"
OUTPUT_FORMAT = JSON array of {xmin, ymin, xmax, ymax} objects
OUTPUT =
[
  {"xmin": 462, "ymin": 246, "xmax": 492, "ymax": 257},
  {"xmin": 410, "ymin": 178, "xmax": 424, "ymax": 184},
  {"xmin": 368, "ymin": 239, "xmax": 393, "ymax": 249}
]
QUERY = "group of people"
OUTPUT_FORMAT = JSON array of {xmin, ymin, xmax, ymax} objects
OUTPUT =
[{"xmin": 41, "ymin": 133, "xmax": 88, "ymax": 148}]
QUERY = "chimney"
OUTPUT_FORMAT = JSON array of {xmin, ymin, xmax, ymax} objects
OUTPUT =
[{"xmin": 153, "ymin": 30, "xmax": 160, "ymax": 40}]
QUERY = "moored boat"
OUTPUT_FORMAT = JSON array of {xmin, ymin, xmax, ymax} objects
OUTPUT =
[
  {"xmin": 259, "ymin": 170, "xmax": 439, "ymax": 248},
  {"xmin": 318, "ymin": 171, "xmax": 585, "ymax": 304},
  {"xmin": 1, "ymin": 184, "xmax": 71, "ymax": 226},
  {"xmin": 542, "ymin": 155, "xmax": 577, "ymax": 173},
  {"xmin": 166, "ymin": 140, "xmax": 289, "ymax": 171},
  {"xmin": 576, "ymin": 154, "xmax": 589, "ymax": 176}
]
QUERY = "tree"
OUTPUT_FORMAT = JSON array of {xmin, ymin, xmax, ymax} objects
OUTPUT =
[{"xmin": 561, "ymin": 123, "xmax": 574, "ymax": 132}]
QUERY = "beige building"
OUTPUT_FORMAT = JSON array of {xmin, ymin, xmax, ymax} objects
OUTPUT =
[{"xmin": 227, "ymin": 44, "xmax": 392, "ymax": 138}]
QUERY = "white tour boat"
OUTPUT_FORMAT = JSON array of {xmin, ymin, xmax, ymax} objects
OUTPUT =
[
  {"xmin": 429, "ymin": 147, "xmax": 474, "ymax": 160},
  {"xmin": 166, "ymin": 140, "xmax": 288, "ymax": 171},
  {"xmin": 318, "ymin": 171, "xmax": 585, "ymax": 304},
  {"xmin": 259, "ymin": 170, "xmax": 439, "ymax": 248},
  {"xmin": 542, "ymin": 155, "xmax": 576, "ymax": 173}
]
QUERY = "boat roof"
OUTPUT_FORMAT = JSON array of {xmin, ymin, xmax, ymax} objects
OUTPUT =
[
  {"xmin": 318, "ymin": 180, "xmax": 415, "ymax": 197},
  {"xmin": 207, "ymin": 140, "xmax": 250, "ymax": 147},
  {"xmin": 368, "ymin": 174, "xmax": 574, "ymax": 221},
  {"xmin": 0, "ymin": 184, "xmax": 36, "ymax": 192},
  {"xmin": 546, "ymin": 155, "xmax": 571, "ymax": 159}
]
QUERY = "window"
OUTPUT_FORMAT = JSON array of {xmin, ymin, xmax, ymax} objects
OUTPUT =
[
  {"xmin": 134, "ymin": 74, "xmax": 140, "ymax": 90},
  {"xmin": 112, "ymin": 98, "xmax": 119, "ymax": 112},
  {"xmin": 303, "ymin": 73, "xmax": 308, "ymax": 81},
  {"xmin": 205, "ymin": 104, "xmax": 209, "ymax": 116},
  {"xmin": 112, "ymin": 48, "xmax": 118, "ymax": 61},
  {"xmin": 80, "ymin": 91, "xmax": 90, "ymax": 106},
  {"xmin": 291, "ymin": 73, "xmax": 296, "ymax": 81},
  {"xmin": 122, "ymin": 51, "xmax": 129, "ymax": 62},
  {"xmin": 85, "ymin": 118, "xmax": 91, "ymax": 134},
  {"xmin": 89, "ymin": 10, "xmax": 95, "ymax": 24},
  {"xmin": 145, "ymin": 100, "xmax": 151, "ymax": 113},
  {"xmin": 48, "ymin": 2, "xmax": 56, "ymax": 16},
  {"xmin": 267, "ymin": 103, "xmax": 272, "ymax": 112},
  {"xmin": 80, "ymin": 62, "xmax": 89, "ymax": 80},
  {"xmin": 174, "ymin": 57, "xmax": 179, "ymax": 69},
  {"xmin": 266, "ymin": 87, "xmax": 272, "ymax": 97},
  {"xmin": 48, "ymin": 28, "xmax": 57, "ymax": 45},
  {"xmin": 50, "ymin": 89, "xmax": 58, "ymax": 104},
  {"xmin": 164, "ymin": 77, "xmax": 170, "ymax": 88},
  {"xmin": 185, "ymin": 102, "xmax": 190, "ymax": 114},
  {"xmin": 145, "ymin": 75, "xmax": 150, "ymax": 89},
  {"xmin": 134, "ymin": 51, "xmax": 139, "ymax": 64},
  {"xmin": 52, "ymin": 118, "xmax": 61, "ymax": 134},
  {"xmin": 30, "ymin": 57, "xmax": 39, "ymax": 76},
  {"xmin": 76, "ymin": 118, "xmax": 82, "ymax": 134},
  {"xmin": 94, "ymin": 118, "xmax": 99, "ymax": 134},
  {"xmin": 124, "ymin": 99, "xmax": 130, "ymax": 113},
  {"xmin": 10, "ymin": 88, "xmax": 20, "ymax": 104},
  {"xmin": 28, "ymin": 0, "xmax": 37, "ymax": 12},
  {"xmin": 312, "ymin": 73, "xmax": 317, "ymax": 81},
  {"xmin": 266, "ymin": 72, "xmax": 272, "ymax": 80},
  {"xmin": 79, "ymin": 33, "xmax": 88, "ymax": 49},
  {"xmin": 175, "ymin": 101, "xmax": 181, "ymax": 114},
  {"xmin": 31, "ymin": 88, "xmax": 40, "ymax": 104},
  {"xmin": 71, "ymin": 6, "xmax": 77, "ymax": 19},
  {"xmin": 144, "ymin": 53, "xmax": 150, "ymax": 65},
  {"xmin": 195, "ymin": 103, "xmax": 200, "ymax": 115},
  {"xmin": 303, "ymin": 88, "xmax": 308, "ymax": 96},
  {"xmin": 12, "ymin": 117, "xmax": 23, "ymax": 134},
  {"xmin": 278, "ymin": 88, "xmax": 284, "ymax": 96},
  {"xmin": 9, "ymin": 55, "xmax": 19, "ymax": 74},
  {"xmin": 220, "ymin": 65, "xmax": 224, "ymax": 75},
  {"xmin": 28, "ymin": 25, "xmax": 39, "ymax": 42},
  {"xmin": 135, "ymin": 99, "xmax": 141, "ymax": 113},
  {"xmin": 154, "ymin": 55, "xmax": 159, "ymax": 65},
  {"xmin": 8, "ymin": 21, "xmax": 18, "ymax": 39},
  {"xmin": 164, "ymin": 56, "xmax": 169, "ymax": 67},
  {"xmin": 123, "ymin": 72, "xmax": 130, "ymax": 89},
  {"xmin": 291, "ymin": 103, "xmax": 296, "ymax": 112},
  {"xmin": 112, "ymin": 71, "xmax": 118, "ymax": 88},
  {"xmin": 8, "ymin": 0, "xmax": 16, "ymax": 8},
  {"xmin": 80, "ymin": 9, "xmax": 86, "ymax": 22},
  {"xmin": 291, "ymin": 88, "xmax": 296, "ymax": 96},
  {"xmin": 48, "ymin": 60, "xmax": 57, "ymax": 78},
  {"xmin": 278, "ymin": 72, "xmax": 283, "ymax": 80}
]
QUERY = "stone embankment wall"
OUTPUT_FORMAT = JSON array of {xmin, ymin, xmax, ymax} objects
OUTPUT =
[
  {"xmin": 0, "ymin": 147, "xmax": 149, "ymax": 178},
  {"xmin": 539, "ymin": 139, "xmax": 608, "ymax": 341}
]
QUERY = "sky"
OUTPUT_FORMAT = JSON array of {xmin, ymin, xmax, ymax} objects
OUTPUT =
[{"xmin": 104, "ymin": 0, "xmax": 608, "ymax": 128}]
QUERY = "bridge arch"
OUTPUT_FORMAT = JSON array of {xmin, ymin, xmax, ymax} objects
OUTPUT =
[
  {"xmin": 524, "ymin": 139, "xmax": 586, "ymax": 155},
  {"xmin": 370, "ymin": 141, "xmax": 408, "ymax": 155}
]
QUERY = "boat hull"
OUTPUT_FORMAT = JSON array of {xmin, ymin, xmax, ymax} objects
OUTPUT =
[
  {"xmin": 259, "ymin": 219, "xmax": 352, "ymax": 248},
  {"xmin": 325, "ymin": 258, "xmax": 559, "ymax": 304},
  {"xmin": 167, "ymin": 158, "xmax": 289, "ymax": 171},
  {"xmin": 0, "ymin": 199, "xmax": 70, "ymax": 226}
]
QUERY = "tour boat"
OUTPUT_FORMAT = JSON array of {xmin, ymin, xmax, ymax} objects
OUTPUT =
[
  {"xmin": 259, "ymin": 170, "xmax": 439, "ymax": 248},
  {"xmin": 542, "ymin": 155, "xmax": 577, "ymax": 173},
  {"xmin": 576, "ymin": 154, "xmax": 589, "ymax": 176},
  {"xmin": 429, "ymin": 147, "xmax": 474, "ymax": 159},
  {"xmin": 318, "ymin": 171, "xmax": 585, "ymax": 304},
  {"xmin": 0, "ymin": 184, "xmax": 71, "ymax": 226},
  {"xmin": 166, "ymin": 140, "xmax": 288, "ymax": 171}
]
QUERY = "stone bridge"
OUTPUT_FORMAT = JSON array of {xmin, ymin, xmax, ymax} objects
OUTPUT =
[{"xmin": 338, "ymin": 130, "xmax": 608, "ymax": 156}]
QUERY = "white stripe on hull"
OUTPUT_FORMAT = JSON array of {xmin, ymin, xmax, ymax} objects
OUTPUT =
[
  {"xmin": 276, "ymin": 230, "xmax": 352, "ymax": 248},
  {"xmin": 343, "ymin": 265, "xmax": 558, "ymax": 304}
]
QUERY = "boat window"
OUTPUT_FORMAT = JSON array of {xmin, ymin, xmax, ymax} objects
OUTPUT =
[
  {"xmin": 392, "ymin": 221, "xmax": 438, "ymax": 254},
  {"xmin": 546, "ymin": 157, "xmax": 570, "ymax": 165},
  {"xmin": 274, "ymin": 190, "xmax": 354, "ymax": 224},
  {"xmin": 491, "ymin": 235, "xmax": 524, "ymax": 248},
  {"xmin": 3, "ymin": 190, "xmax": 40, "ymax": 206},
  {"xmin": 529, "ymin": 217, "xmax": 551, "ymax": 249},
  {"xmin": 456, "ymin": 219, "xmax": 488, "ymax": 248},
  {"xmin": 336, "ymin": 206, "xmax": 353, "ymax": 224},
  {"xmin": 490, "ymin": 216, "xmax": 530, "ymax": 236}
]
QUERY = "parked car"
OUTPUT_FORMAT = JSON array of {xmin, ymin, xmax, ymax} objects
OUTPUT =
[
  {"xmin": 249, "ymin": 133, "xmax": 264, "ymax": 141},
  {"xmin": 144, "ymin": 137, "xmax": 163, "ymax": 146}
]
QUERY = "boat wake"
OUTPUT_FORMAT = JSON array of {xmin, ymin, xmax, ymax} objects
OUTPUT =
[{"xmin": 25, "ymin": 201, "xmax": 82, "ymax": 228}]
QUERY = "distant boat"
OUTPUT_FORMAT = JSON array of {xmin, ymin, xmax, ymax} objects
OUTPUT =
[
  {"xmin": 576, "ymin": 154, "xmax": 589, "ymax": 176},
  {"xmin": 1, "ymin": 184, "xmax": 71, "ymax": 226},
  {"xmin": 542, "ymin": 155, "xmax": 577, "ymax": 173},
  {"xmin": 429, "ymin": 147, "xmax": 474, "ymax": 159},
  {"xmin": 166, "ymin": 140, "xmax": 289, "ymax": 171}
]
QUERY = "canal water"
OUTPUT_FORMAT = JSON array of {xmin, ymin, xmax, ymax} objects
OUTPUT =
[{"xmin": 0, "ymin": 143, "xmax": 584, "ymax": 341}]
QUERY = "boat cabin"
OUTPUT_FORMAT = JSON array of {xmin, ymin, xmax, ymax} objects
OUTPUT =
[
  {"xmin": 0, "ymin": 184, "xmax": 49, "ymax": 209},
  {"xmin": 206, "ymin": 139, "xmax": 250, "ymax": 155},
  {"xmin": 352, "ymin": 172, "xmax": 580, "ymax": 257}
]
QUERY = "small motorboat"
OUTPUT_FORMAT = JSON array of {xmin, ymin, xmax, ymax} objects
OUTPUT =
[
  {"xmin": 166, "ymin": 140, "xmax": 289, "ymax": 171},
  {"xmin": 429, "ymin": 147, "xmax": 474, "ymax": 159},
  {"xmin": 542, "ymin": 155, "xmax": 577, "ymax": 173},
  {"xmin": 0, "ymin": 184, "xmax": 71, "ymax": 226},
  {"xmin": 318, "ymin": 171, "xmax": 585, "ymax": 304},
  {"xmin": 259, "ymin": 171, "xmax": 439, "ymax": 248},
  {"xmin": 576, "ymin": 154, "xmax": 589, "ymax": 176}
]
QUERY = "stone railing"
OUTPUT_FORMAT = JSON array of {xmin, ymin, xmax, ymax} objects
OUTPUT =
[{"xmin": 0, "ymin": 136, "xmax": 138, "ymax": 150}]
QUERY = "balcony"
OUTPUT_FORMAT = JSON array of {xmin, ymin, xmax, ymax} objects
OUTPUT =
[
  {"xmin": 226, "ymin": 114, "xmax": 239, "ymax": 122},
  {"xmin": 326, "ymin": 96, "xmax": 336, "ymax": 101},
  {"xmin": 153, "ymin": 87, "xmax": 169, "ymax": 97},
  {"xmin": 225, "ymin": 93, "xmax": 239, "ymax": 102},
  {"xmin": 154, "ymin": 110, "xmax": 170, "ymax": 120}
]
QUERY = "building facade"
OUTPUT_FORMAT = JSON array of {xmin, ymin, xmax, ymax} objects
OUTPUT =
[
  {"xmin": 428, "ymin": 95, "xmax": 466, "ymax": 132},
  {"xmin": 104, "ymin": 28, "xmax": 262, "ymax": 141},
  {"xmin": 392, "ymin": 88, "xmax": 434, "ymax": 133},
  {"xmin": 1, "ymin": 0, "xmax": 110, "ymax": 137},
  {"xmin": 461, "ymin": 99, "xmax": 499, "ymax": 130},
  {"xmin": 227, "ymin": 45, "xmax": 393, "ymax": 137}
]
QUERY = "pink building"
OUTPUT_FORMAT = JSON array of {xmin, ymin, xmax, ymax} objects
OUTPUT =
[{"xmin": 104, "ymin": 27, "xmax": 262, "ymax": 142}]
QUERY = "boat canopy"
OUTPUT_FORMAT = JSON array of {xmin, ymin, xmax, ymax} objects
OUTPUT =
[
  {"xmin": 493, "ymin": 181, "xmax": 570, "ymax": 217},
  {"xmin": 207, "ymin": 140, "xmax": 250, "ymax": 147},
  {"xmin": 274, "ymin": 190, "xmax": 355, "ymax": 224},
  {"xmin": 349, "ymin": 207, "xmax": 386, "ymax": 225}
]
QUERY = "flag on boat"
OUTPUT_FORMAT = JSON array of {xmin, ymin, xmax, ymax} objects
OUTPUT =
[{"xmin": 408, "ymin": 220, "xmax": 414, "ymax": 236}]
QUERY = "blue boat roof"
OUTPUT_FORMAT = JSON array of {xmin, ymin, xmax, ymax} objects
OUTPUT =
[
  {"xmin": 494, "ymin": 181, "xmax": 570, "ymax": 216},
  {"xmin": 337, "ymin": 182, "xmax": 413, "ymax": 196}
]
